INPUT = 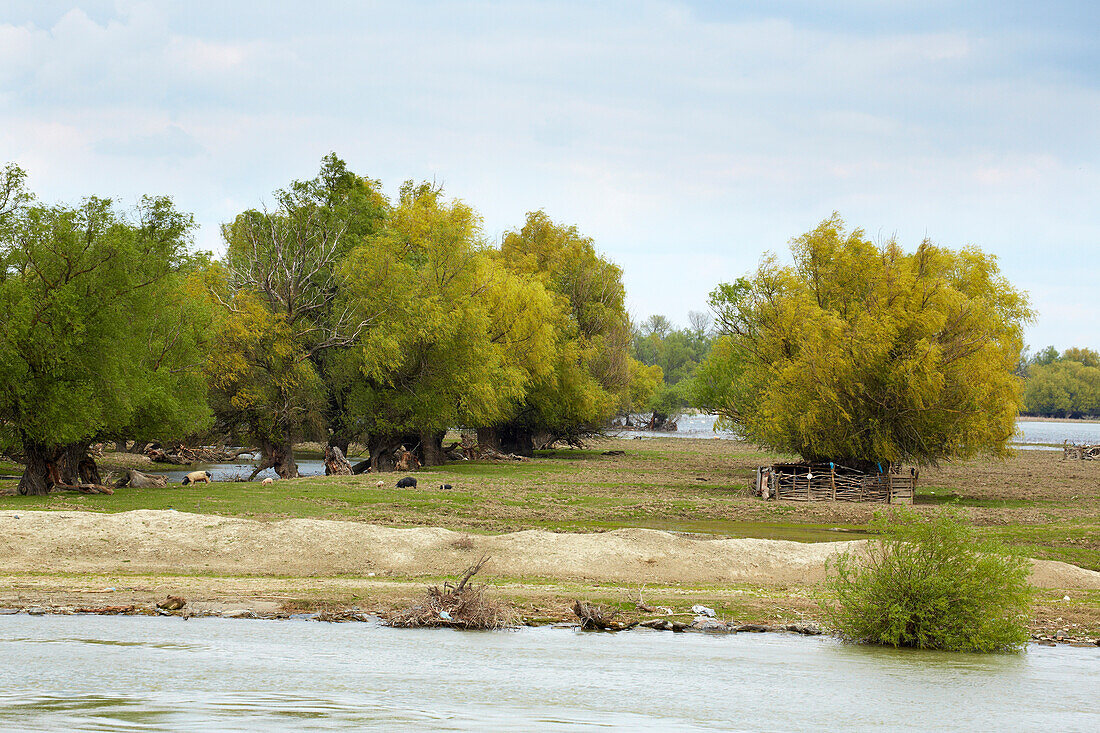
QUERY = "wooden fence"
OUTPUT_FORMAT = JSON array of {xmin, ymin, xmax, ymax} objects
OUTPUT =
[{"xmin": 755, "ymin": 464, "xmax": 915, "ymax": 504}]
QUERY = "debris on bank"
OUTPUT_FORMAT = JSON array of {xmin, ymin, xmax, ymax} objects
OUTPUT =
[
  {"xmin": 1062, "ymin": 441, "xmax": 1099, "ymax": 461},
  {"xmin": 387, "ymin": 556, "xmax": 517, "ymax": 630}
]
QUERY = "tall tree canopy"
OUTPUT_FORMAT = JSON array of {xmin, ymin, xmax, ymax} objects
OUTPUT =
[
  {"xmin": 339, "ymin": 183, "xmax": 556, "ymax": 468},
  {"xmin": 482, "ymin": 210, "xmax": 636, "ymax": 454},
  {"xmin": 696, "ymin": 214, "xmax": 1032, "ymax": 468},
  {"xmin": 0, "ymin": 164, "xmax": 211, "ymax": 494},
  {"xmin": 209, "ymin": 154, "xmax": 388, "ymax": 477},
  {"xmin": 630, "ymin": 311, "xmax": 715, "ymax": 428},
  {"xmin": 1021, "ymin": 347, "xmax": 1100, "ymax": 418}
]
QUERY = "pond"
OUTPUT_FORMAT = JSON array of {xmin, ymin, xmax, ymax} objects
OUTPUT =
[{"xmin": 0, "ymin": 615, "xmax": 1097, "ymax": 731}]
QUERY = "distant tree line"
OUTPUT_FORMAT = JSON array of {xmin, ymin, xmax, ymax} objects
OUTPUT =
[
  {"xmin": 0, "ymin": 157, "xmax": 656, "ymax": 494},
  {"xmin": 1019, "ymin": 346, "xmax": 1100, "ymax": 418},
  {"xmin": 626, "ymin": 313, "xmax": 716, "ymax": 428}
]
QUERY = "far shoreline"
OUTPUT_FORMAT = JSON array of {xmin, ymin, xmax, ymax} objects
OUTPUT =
[{"xmin": 1017, "ymin": 415, "xmax": 1100, "ymax": 424}]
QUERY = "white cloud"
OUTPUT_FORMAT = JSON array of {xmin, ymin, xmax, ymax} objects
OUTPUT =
[{"xmin": 0, "ymin": 1, "xmax": 1096, "ymax": 346}]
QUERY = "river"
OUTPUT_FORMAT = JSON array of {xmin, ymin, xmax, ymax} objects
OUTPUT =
[
  {"xmin": 1, "ymin": 615, "xmax": 1097, "ymax": 731},
  {"xmin": 615, "ymin": 414, "xmax": 1100, "ymax": 447}
]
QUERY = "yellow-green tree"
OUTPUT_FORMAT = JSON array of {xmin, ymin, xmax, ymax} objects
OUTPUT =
[
  {"xmin": 481, "ymin": 211, "xmax": 634, "ymax": 454},
  {"xmin": 340, "ymin": 183, "xmax": 556, "ymax": 468},
  {"xmin": 699, "ymin": 214, "xmax": 1032, "ymax": 468}
]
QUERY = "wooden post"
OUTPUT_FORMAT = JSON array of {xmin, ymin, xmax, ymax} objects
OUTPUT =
[
  {"xmin": 830, "ymin": 465, "xmax": 836, "ymax": 501},
  {"xmin": 887, "ymin": 471, "xmax": 893, "ymax": 504}
]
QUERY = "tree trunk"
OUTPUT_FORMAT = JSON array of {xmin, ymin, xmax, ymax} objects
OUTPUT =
[
  {"xmin": 329, "ymin": 436, "xmax": 351, "ymax": 458},
  {"xmin": 367, "ymin": 433, "xmax": 420, "ymax": 472},
  {"xmin": 476, "ymin": 425, "xmax": 534, "ymax": 457},
  {"xmin": 249, "ymin": 440, "xmax": 299, "ymax": 480},
  {"xmin": 369, "ymin": 441, "xmax": 396, "ymax": 473},
  {"xmin": 419, "ymin": 430, "xmax": 447, "ymax": 467},
  {"xmin": 324, "ymin": 445, "xmax": 353, "ymax": 475},
  {"xmin": 476, "ymin": 427, "xmax": 501, "ymax": 453},
  {"xmin": 16, "ymin": 440, "xmax": 99, "ymax": 495},
  {"xmin": 17, "ymin": 439, "xmax": 53, "ymax": 496}
]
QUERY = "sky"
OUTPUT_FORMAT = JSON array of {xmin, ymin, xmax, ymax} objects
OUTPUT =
[{"xmin": 1, "ymin": 1, "xmax": 1097, "ymax": 349}]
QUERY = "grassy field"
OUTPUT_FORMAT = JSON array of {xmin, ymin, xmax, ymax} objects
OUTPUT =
[{"xmin": 2, "ymin": 437, "xmax": 1098, "ymax": 570}]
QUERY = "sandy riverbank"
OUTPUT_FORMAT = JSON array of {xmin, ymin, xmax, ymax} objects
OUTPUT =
[
  {"xmin": 3, "ymin": 509, "xmax": 1099, "ymax": 589},
  {"xmin": 2, "ymin": 510, "xmax": 1099, "ymax": 643}
]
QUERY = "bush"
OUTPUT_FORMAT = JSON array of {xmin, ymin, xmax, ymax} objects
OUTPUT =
[{"xmin": 824, "ymin": 508, "xmax": 1032, "ymax": 652}]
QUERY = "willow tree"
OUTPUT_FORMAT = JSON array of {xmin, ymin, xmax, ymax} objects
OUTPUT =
[
  {"xmin": 481, "ymin": 211, "xmax": 635, "ymax": 455},
  {"xmin": 340, "ymin": 183, "xmax": 556, "ymax": 469},
  {"xmin": 697, "ymin": 214, "xmax": 1032, "ymax": 469},
  {"xmin": 0, "ymin": 165, "xmax": 211, "ymax": 494},
  {"xmin": 210, "ymin": 155, "xmax": 388, "ymax": 477}
]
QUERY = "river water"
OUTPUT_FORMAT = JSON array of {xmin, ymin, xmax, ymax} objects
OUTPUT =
[
  {"xmin": 615, "ymin": 414, "xmax": 1100, "ymax": 447},
  {"xmin": 0, "ymin": 615, "xmax": 1097, "ymax": 731}
]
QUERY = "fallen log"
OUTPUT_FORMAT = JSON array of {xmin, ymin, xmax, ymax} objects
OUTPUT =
[
  {"xmin": 156, "ymin": 595, "xmax": 186, "ymax": 611},
  {"xmin": 572, "ymin": 600, "xmax": 636, "ymax": 631},
  {"xmin": 53, "ymin": 483, "xmax": 114, "ymax": 495},
  {"xmin": 351, "ymin": 459, "xmax": 372, "ymax": 475},
  {"xmin": 117, "ymin": 469, "xmax": 168, "ymax": 489}
]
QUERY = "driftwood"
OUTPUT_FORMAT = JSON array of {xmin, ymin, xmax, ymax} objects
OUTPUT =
[
  {"xmin": 146, "ymin": 444, "xmax": 253, "ymax": 466},
  {"xmin": 388, "ymin": 556, "xmax": 515, "ymax": 629},
  {"xmin": 1063, "ymin": 441, "xmax": 1099, "ymax": 461},
  {"xmin": 480, "ymin": 449, "xmax": 529, "ymax": 462},
  {"xmin": 324, "ymin": 445, "xmax": 353, "ymax": 475},
  {"xmin": 117, "ymin": 469, "xmax": 169, "ymax": 489},
  {"xmin": 572, "ymin": 600, "xmax": 637, "ymax": 631},
  {"xmin": 53, "ymin": 483, "xmax": 114, "ymax": 495}
]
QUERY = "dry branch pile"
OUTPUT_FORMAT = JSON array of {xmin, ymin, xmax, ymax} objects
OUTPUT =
[
  {"xmin": 145, "ymin": 445, "xmax": 252, "ymax": 465},
  {"xmin": 387, "ymin": 556, "xmax": 516, "ymax": 630},
  {"xmin": 1063, "ymin": 442, "xmax": 1099, "ymax": 461}
]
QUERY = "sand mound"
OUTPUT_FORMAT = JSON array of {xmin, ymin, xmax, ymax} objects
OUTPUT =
[{"xmin": 1, "ymin": 510, "xmax": 1096, "ymax": 589}]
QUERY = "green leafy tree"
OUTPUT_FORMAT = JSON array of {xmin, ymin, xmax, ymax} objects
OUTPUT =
[
  {"xmin": 1023, "ymin": 358, "xmax": 1100, "ymax": 418},
  {"xmin": 211, "ymin": 155, "xmax": 387, "ymax": 477},
  {"xmin": 825, "ymin": 508, "xmax": 1032, "ymax": 652},
  {"xmin": 481, "ymin": 211, "xmax": 633, "ymax": 454},
  {"xmin": 0, "ymin": 165, "xmax": 211, "ymax": 494},
  {"xmin": 700, "ymin": 214, "xmax": 1032, "ymax": 468}
]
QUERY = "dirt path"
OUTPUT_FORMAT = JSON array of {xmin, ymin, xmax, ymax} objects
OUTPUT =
[{"xmin": 3, "ymin": 509, "xmax": 1097, "ymax": 589}]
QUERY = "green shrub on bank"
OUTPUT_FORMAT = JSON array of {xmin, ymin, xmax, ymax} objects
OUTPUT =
[{"xmin": 824, "ymin": 508, "xmax": 1033, "ymax": 652}]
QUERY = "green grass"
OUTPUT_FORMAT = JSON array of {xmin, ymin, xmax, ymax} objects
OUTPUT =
[
  {"xmin": 3, "ymin": 438, "xmax": 1099, "ymax": 570},
  {"xmin": 915, "ymin": 487, "xmax": 1044, "ymax": 509}
]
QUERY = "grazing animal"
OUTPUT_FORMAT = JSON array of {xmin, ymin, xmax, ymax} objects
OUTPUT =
[
  {"xmin": 396, "ymin": 476, "xmax": 417, "ymax": 488},
  {"xmin": 261, "ymin": 477, "xmax": 274, "ymax": 486},
  {"xmin": 376, "ymin": 479, "xmax": 385, "ymax": 488},
  {"xmin": 181, "ymin": 470, "xmax": 211, "ymax": 485},
  {"xmin": 439, "ymin": 483, "xmax": 453, "ymax": 490}
]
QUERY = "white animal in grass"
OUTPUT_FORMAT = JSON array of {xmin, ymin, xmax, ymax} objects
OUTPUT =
[
  {"xmin": 261, "ymin": 477, "xmax": 274, "ymax": 486},
  {"xmin": 181, "ymin": 470, "xmax": 211, "ymax": 485}
]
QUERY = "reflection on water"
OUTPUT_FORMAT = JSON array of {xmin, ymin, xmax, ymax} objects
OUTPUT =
[{"xmin": 0, "ymin": 615, "xmax": 1097, "ymax": 731}]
